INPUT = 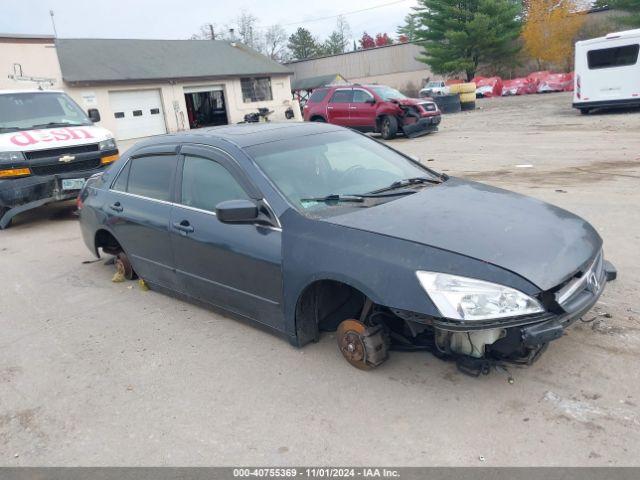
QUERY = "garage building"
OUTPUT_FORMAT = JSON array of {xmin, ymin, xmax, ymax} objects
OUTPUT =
[{"xmin": 1, "ymin": 35, "xmax": 294, "ymax": 141}]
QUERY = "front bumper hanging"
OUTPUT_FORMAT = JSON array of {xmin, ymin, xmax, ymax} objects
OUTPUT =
[{"xmin": 0, "ymin": 167, "xmax": 107, "ymax": 228}]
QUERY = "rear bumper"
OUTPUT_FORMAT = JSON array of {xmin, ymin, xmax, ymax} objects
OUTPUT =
[
  {"xmin": 0, "ymin": 166, "xmax": 108, "ymax": 228},
  {"xmin": 573, "ymin": 98, "xmax": 640, "ymax": 110},
  {"xmin": 402, "ymin": 115, "xmax": 441, "ymax": 138}
]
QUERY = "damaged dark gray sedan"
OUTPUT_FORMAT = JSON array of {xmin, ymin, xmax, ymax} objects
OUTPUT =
[{"xmin": 78, "ymin": 122, "xmax": 616, "ymax": 374}]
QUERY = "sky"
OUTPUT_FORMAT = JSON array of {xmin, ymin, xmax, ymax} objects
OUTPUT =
[{"xmin": 1, "ymin": 0, "xmax": 419, "ymax": 43}]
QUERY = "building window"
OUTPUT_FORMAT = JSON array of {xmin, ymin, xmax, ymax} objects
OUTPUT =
[
  {"xmin": 114, "ymin": 112, "xmax": 125, "ymax": 118},
  {"xmin": 133, "ymin": 110, "xmax": 143, "ymax": 117},
  {"xmin": 241, "ymin": 77, "xmax": 273, "ymax": 103}
]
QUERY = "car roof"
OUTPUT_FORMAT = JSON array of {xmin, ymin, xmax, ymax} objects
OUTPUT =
[
  {"xmin": 0, "ymin": 89, "xmax": 65, "ymax": 95},
  {"xmin": 134, "ymin": 122, "xmax": 346, "ymax": 149}
]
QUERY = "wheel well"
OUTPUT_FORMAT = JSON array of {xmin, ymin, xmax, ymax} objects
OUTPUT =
[
  {"xmin": 310, "ymin": 115, "xmax": 326, "ymax": 122},
  {"xmin": 95, "ymin": 229, "xmax": 123, "ymax": 256},
  {"xmin": 295, "ymin": 280, "xmax": 366, "ymax": 346}
]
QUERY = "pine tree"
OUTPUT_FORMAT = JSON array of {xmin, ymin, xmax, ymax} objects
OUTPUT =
[
  {"xmin": 288, "ymin": 28, "xmax": 320, "ymax": 60},
  {"xmin": 413, "ymin": 0, "xmax": 522, "ymax": 81}
]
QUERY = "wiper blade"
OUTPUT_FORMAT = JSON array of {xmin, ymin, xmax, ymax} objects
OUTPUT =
[
  {"xmin": 367, "ymin": 176, "xmax": 441, "ymax": 195},
  {"xmin": 301, "ymin": 189, "xmax": 419, "ymax": 204},
  {"xmin": 300, "ymin": 194, "xmax": 366, "ymax": 203}
]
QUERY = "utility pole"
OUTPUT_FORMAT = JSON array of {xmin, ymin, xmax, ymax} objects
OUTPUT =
[
  {"xmin": 208, "ymin": 23, "xmax": 215, "ymax": 40},
  {"xmin": 49, "ymin": 10, "xmax": 58, "ymax": 38}
]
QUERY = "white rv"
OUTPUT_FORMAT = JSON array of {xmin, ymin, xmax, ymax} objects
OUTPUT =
[{"xmin": 573, "ymin": 28, "xmax": 640, "ymax": 114}]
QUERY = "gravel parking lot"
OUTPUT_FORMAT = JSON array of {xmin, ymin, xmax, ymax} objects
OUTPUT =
[{"xmin": 2, "ymin": 92, "xmax": 639, "ymax": 466}]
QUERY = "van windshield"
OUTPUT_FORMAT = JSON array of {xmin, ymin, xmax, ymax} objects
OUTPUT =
[{"xmin": 0, "ymin": 92, "xmax": 91, "ymax": 133}]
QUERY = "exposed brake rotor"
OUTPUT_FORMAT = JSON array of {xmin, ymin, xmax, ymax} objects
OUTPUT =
[{"xmin": 336, "ymin": 319, "xmax": 388, "ymax": 370}]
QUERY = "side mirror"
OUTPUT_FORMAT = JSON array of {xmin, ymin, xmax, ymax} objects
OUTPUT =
[
  {"xmin": 88, "ymin": 108, "xmax": 101, "ymax": 123},
  {"xmin": 216, "ymin": 199, "xmax": 259, "ymax": 224},
  {"xmin": 366, "ymin": 97, "xmax": 377, "ymax": 105}
]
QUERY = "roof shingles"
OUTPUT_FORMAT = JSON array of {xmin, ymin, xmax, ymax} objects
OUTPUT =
[{"xmin": 56, "ymin": 38, "xmax": 291, "ymax": 83}]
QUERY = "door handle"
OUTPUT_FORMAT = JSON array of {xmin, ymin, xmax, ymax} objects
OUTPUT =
[
  {"xmin": 109, "ymin": 202, "xmax": 123, "ymax": 213},
  {"xmin": 327, "ymin": 106, "xmax": 334, "ymax": 110},
  {"xmin": 172, "ymin": 220, "xmax": 194, "ymax": 234},
  {"xmin": 349, "ymin": 106, "xmax": 358, "ymax": 109}
]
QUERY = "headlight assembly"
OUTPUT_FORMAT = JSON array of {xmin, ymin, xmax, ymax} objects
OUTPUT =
[
  {"xmin": 98, "ymin": 138, "xmax": 117, "ymax": 151},
  {"xmin": 0, "ymin": 151, "xmax": 26, "ymax": 163},
  {"xmin": 416, "ymin": 271, "xmax": 544, "ymax": 321}
]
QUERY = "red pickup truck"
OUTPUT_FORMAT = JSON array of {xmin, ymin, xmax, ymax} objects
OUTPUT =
[{"xmin": 302, "ymin": 84, "xmax": 441, "ymax": 140}]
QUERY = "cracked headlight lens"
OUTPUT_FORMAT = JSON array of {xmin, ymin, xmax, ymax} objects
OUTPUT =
[{"xmin": 416, "ymin": 271, "xmax": 544, "ymax": 321}]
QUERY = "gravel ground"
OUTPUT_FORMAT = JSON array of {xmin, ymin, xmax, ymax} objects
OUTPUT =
[{"xmin": 1, "ymin": 92, "xmax": 639, "ymax": 466}]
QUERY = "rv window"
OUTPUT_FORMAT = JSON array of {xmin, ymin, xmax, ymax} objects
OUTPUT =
[{"xmin": 588, "ymin": 44, "xmax": 639, "ymax": 69}]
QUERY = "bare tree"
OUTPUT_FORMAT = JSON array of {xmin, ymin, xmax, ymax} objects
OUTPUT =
[
  {"xmin": 262, "ymin": 24, "xmax": 290, "ymax": 61},
  {"xmin": 335, "ymin": 15, "xmax": 352, "ymax": 53},
  {"xmin": 234, "ymin": 10, "xmax": 260, "ymax": 49}
]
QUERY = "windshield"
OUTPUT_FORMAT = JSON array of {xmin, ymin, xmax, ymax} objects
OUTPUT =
[
  {"xmin": 370, "ymin": 86, "xmax": 407, "ymax": 101},
  {"xmin": 0, "ymin": 92, "xmax": 91, "ymax": 132},
  {"xmin": 247, "ymin": 130, "xmax": 439, "ymax": 216},
  {"xmin": 427, "ymin": 82, "xmax": 441, "ymax": 88}
]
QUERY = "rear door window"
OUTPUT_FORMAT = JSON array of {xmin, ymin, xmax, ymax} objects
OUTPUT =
[
  {"xmin": 180, "ymin": 156, "xmax": 249, "ymax": 212},
  {"xmin": 588, "ymin": 44, "xmax": 639, "ymax": 69},
  {"xmin": 329, "ymin": 89, "xmax": 354, "ymax": 103},
  {"xmin": 126, "ymin": 155, "xmax": 177, "ymax": 201}
]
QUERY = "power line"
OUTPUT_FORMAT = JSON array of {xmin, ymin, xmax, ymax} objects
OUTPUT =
[{"xmin": 279, "ymin": 0, "xmax": 412, "ymax": 27}]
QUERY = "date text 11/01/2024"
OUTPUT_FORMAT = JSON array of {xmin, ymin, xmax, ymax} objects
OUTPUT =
[{"xmin": 232, "ymin": 468, "xmax": 400, "ymax": 478}]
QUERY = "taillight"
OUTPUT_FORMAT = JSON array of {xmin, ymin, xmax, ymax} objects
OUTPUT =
[
  {"xmin": 76, "ymin": 195, "xmax": 84, "ymax": 211},
  {"xmin": 576, "ymin": 74, "xmax": 581, "ymax": 99}
]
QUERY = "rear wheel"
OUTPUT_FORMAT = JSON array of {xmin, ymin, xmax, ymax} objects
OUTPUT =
[
  {"xmin": 115, "ymin": 252, "xmax": 137, "ymax": 280},
  {"xmin": 380, "ymin": 115, "xmax": 398, "ymax": 140}
]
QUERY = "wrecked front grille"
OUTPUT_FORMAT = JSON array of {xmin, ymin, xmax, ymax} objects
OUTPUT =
[
  {"xmin": 556, "ymin": 250, "xmax": 604, "ymax": 307},
  {"xmin": 420, "ymin": 102, "xmax": 437, "ymax": 112},
  {"xmin": 30, "ymin": 158, "xmax": 102, "ymax": 176}
]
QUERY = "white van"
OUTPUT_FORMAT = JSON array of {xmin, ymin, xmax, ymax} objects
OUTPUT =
[
  {"xmin": 573, "ymin": 28, "xmax": 640, "ymax": 114},
  {"xmin": 0, "ymin": 90, "xmax": 117, "ymax": 228}
]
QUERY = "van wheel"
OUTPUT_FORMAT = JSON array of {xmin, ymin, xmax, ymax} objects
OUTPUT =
[
  {"xmin": 0, "ymin": 208, "xmax": 12, "ymax": 230},
  {"xmin": 380, "ymin": 116, "xmax": 398, "ymax": 140},
  {"xmin": 580, "ymin": 108, "xmax": 591, "ymax": 115}
]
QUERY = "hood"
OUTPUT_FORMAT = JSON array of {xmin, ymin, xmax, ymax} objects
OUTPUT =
[
  {"xmin": 0, "ymin": 125, "xmax": 113, "ymax": 152},
  {"xmin": 324, "ymin": 178, "xmax": 602, "ymax": 291},
  {"xmin": 392, "ymin": 98, "xmax": 433, "ymax": 106}
]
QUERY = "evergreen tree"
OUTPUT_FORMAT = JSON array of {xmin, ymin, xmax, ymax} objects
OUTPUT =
[
  {"xmin": 413, "ymin": 0, "xmax": 522, "ymax": 81},
  {"xmin": 396, "ymin": 13, "xmax": 419, "ymax": 41},
  {"xmin": 288, "ymin": 27, "xmax": 320, "ymax": 60},
  {"xmin": 598, "ymin": 0, "xmax": 640, "ymax": 27}
]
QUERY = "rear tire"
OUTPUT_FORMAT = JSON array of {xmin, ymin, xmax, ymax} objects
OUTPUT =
[
  {"xmin": 115, "ymin": 252, "xmax": 137, "ymax": 280},
  {"xmin": 380, "ymin": 115, "xmax": 398, "ymax": 140}
]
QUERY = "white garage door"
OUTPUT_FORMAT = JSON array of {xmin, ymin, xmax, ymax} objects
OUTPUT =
[{"xmin": 108, "ymin": 89, "xmax": 167, "ymax": 140}]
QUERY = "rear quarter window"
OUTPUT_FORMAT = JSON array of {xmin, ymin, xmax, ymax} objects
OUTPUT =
[
  {"xmin": 309, "ymin": 88, "xmax": 329, "ymax": 102},
  {"xmin": 588, "ymin": 44, "xmax": 639, "ymax": 69}
]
